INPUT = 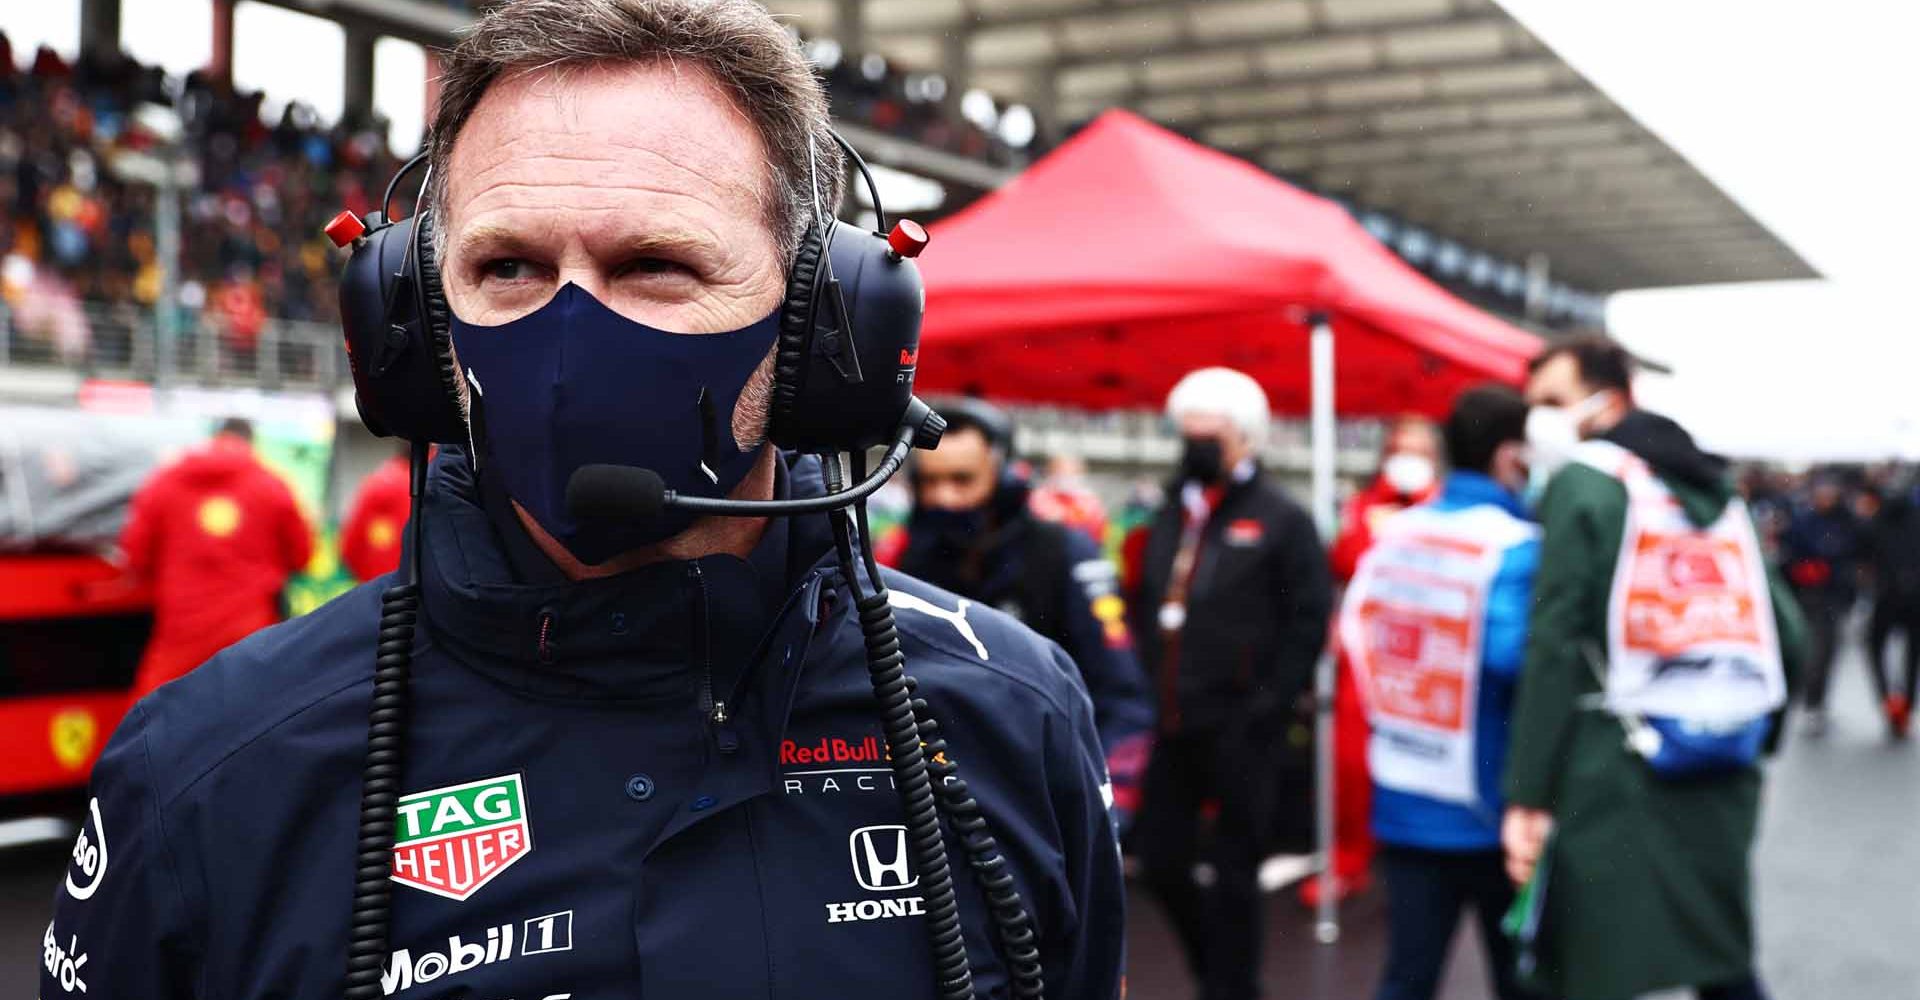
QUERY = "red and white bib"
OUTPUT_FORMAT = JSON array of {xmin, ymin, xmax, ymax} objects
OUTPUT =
[
  {"xmin": 1572, "ymin": 441, "xmax": 1786, "ymax": 725},
  {"xmin": 1339, "ymin": 504, "xmax": 1535, "ymax": 805}
]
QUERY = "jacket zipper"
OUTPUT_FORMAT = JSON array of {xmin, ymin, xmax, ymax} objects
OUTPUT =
[
  {"xmin": 688, "ymin": 563, "xmax": 713, "ymax": 716},
  {"xmin": 685, "ymin": 563, "xmax": 738, "ymax": 752}
]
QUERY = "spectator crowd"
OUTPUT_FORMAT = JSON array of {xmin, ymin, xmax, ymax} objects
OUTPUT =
[
  {"xmin": 0, "ymin": 28, "xmax": 1034, "ymax": 371},
  {"xmin": 1, "ymin": 35, "xmax": 410, "ymax": 367}
]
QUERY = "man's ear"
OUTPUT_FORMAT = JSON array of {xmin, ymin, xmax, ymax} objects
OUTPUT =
[{"xmin": 1494, "ymin": 439, "xmax": 1529, "ymax": 490}]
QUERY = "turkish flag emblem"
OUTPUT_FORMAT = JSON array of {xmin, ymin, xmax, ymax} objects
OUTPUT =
[{"xmin": 1665, "ymin": 544, "xmax": 1727, "ymax": 591}]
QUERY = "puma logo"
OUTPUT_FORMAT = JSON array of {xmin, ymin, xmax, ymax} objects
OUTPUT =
[{"xmin": 888, "ymin": 591, "xmax": 989, "ymax": 661}]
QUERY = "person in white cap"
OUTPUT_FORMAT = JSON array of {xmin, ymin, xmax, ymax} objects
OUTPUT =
[{"xmin": 1127, "ymin": 367, "xmax": 1332, "ymax": 1000}]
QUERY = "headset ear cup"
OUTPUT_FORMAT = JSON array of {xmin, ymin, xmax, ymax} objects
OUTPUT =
[
  {"xmin": 769, "ymin": 224, "xmax": 826, "ymax": 447},
  {"xmin": 412, "ymin": 211, "xmax": 468, "ymax": 432}
]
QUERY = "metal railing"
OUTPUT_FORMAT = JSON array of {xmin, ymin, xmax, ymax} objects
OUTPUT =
[{"xmin": 0, "ymin": 301, "xmax": 345, "ymax": 394}]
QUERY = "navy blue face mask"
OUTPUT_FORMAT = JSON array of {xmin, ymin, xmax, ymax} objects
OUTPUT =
[{"xmin": 449, "ymin": 283, "xmax": 780, "ymax": 564}]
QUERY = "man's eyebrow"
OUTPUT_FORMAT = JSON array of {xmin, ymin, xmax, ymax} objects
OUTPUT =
[
  {"xmin": 453, "ymin": 223, "xmax": 541, "ymax": 261},
  {"xmin": 607, "ymin": 229, "xmax": 725, "ymax": 260},
  {"xmin": 453, "ymin": 223, "xmax": 724, "ymax": 261}
]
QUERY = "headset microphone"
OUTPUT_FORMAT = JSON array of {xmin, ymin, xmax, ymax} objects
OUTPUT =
[
  {"xmin": 566, "ymin": 465, "xmax": 670, "ymax": 521},
  {"xmin": 566, "ymin": 398, "xmax": 945, "ymax": 523}
]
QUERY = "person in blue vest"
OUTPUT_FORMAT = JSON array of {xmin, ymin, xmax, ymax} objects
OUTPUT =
[
  {"xmin": 1338, "ymin": 385, "xmax": 1543, "ymax": 1000},
  {"xmin": 38, "ymin": 3, "xmax": 1124, "ymax": 997}
]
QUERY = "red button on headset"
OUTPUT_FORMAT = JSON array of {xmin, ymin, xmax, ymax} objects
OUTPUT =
[
  {"xmin": 323, "ymin": 210, "xmax": 366, "ymax": 248},
  {"xmin": 886, "ymin": 219, "xmax": 928, "ymax": 259}
]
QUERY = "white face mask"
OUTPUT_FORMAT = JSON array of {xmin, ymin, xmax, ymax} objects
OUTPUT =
[
  {"xmin": 1381, "ymin": 453, "xmax": 1437, "ymax": 497},
  {"xmin": 1525, "ymin": 390, "xmax": 1615, "ymax": 477}
]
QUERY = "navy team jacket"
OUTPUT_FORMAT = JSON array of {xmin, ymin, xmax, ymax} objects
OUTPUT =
[{"xmin": 39, "ymin": 451, "xmax": 1124, "ymax": 999}]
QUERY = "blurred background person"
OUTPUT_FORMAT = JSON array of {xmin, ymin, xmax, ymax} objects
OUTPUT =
[
  {"xmin": 1503, "ymin": 337, "xmax": 1804, "ymax": 1000},
  {"xmin": 338, "ymin": 442, "xmax": 411, "ymax": 582},
  {"xmin": 1029, "ymin": 451, "xmax": 1111, "ymax": 545},
  {"xmin": 1341, "ymin": 385, "xmax": 1541, "ymax": 1000},
  {"xmin": 1311, "ymin": 412, "xmax": 1442, "ymax": 907},
  {"xmin": 1781, "ymin": 472, "xmax": 1864, "ymax": 735},
  {"xmin": 1330, "ymin": 415, "xmax": 1444, "ymax": 580},
  {"xmin": 884, "ymin": 397, "xmax": 1155, "ymax": 822},
  {"xmin": 118, "ymin": 417, "xmax": 312, "ymax": 697},
  {"xmin": 1866, "ymin": 473, "xmax": 1920, "ymax": 738},
  {"xmin": 1128, "ymin": 367, "xmax": 1331, "ymax": 1000}
]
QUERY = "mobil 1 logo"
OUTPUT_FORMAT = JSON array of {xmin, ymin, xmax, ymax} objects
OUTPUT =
[{"xmin": 381, "ymin": 909, "xmax": 574, "ymax": 996}]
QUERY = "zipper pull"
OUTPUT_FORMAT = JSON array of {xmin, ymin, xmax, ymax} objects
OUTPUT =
[{"xmin": 712, "ymin": 700, "xmax": 739, "ymax": 754}]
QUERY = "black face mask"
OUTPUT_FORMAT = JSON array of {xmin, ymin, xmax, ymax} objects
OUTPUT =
[
  {"xmin": 1179, "ymin": 437, "xmax": 1226, "ymax": 485},
  {"xmin": 910, "ymin": 506, "xmax": 991, "ymax": 552}
]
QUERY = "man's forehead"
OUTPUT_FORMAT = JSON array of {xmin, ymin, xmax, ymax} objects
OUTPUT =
[
  {"xmin": 924, "ymin": 428, "xmax": 995, "ymax": 470},
  {"xmin": 1525, "ymin": 354, "xmax": 1582, "ymax": 401},
  {"xmin": 1389, "ymin": 423, "xmax": 1438, "ymax": 452},
  {"xmin": 1179, "ymin": 411, "xmax": 1235, "ymax": 435},
  {"xmin": 444, "ymin": 62, "xmax": 770, "ymax": 217}
]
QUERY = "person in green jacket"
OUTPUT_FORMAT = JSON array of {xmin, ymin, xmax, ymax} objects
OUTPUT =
[{"xmin": 1501, "ymin": 337, "xmax": 1807, "ymax": 1000}]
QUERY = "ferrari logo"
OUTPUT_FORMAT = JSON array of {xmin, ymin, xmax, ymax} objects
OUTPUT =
[
  {"xmin": 49, "ymin": 710, "xmax": 98, "ymax": 771},
  {"xmin": 197, "ymin": 495, "xmax": 242, "ymax": 537}
]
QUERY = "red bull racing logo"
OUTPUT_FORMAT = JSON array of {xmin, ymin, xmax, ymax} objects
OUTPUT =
[
  {"xmin": 780, "ymin": 735, "xmax": 885, "ymax": 765},
  {"xmin": 391, "ymin": 774, "xmax": 532, "ymax": 901}
]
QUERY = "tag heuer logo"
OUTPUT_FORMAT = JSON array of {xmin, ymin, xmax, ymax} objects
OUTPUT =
[{"xmin": 391, "ymin": 774, "xmax": 531, "ymax": 901}]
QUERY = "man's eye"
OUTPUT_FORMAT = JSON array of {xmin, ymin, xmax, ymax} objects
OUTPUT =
[
  {"xmin": 482, "ymin": 259, "xmax": 533, "ymax": 281},
  {"xmin": 623, "ymin": 257, "xmax": 691, "ymax": 278}
]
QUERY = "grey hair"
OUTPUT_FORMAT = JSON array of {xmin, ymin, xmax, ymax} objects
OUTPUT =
[{"xmin": 424, "ymin": 0, "xmax": 843, "ymax": 268}]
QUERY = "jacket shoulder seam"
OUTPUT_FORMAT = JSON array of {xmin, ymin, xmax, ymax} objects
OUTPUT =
[
  {"xmin": 879, "ymin": 581, "xmax": 1079, "ymax": 719},
  {"xmin": 900, "ymin": 620, "xmax": 1076, "ymax": 717},
  {"xmin": 134, "ymin": 704, "xmax": 207, "ymax": 991},
  {"xmin": 160, "ymin": 634, "xmax": 435, "ymax": 807}
]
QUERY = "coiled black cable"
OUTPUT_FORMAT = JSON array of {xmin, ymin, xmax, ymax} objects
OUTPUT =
[
  {"xmin": 844, "ymin": 451, "xmax": 1046, "ymax": 998},
  {"xmin": 909, "ymin": 687, "xmax": 1047, "ymax": 997},
  {"xmin": 826, "ymin": 455, "xmax": 973, "ymax": 999},
  {"xmin": 343, "ymin": 443, "xmax": 428, "ymax": 1000}
]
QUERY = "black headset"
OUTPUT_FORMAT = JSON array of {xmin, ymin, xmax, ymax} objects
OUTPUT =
[
  {"xmin": 328, "ymin": 135, "xmax": 931, "ymax": 456},
  {"xmin": 329, "ymin": 133, "xmax": 1042, "ymax": 1000}
]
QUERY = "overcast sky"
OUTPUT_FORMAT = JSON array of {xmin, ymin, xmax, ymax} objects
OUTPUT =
[
  {"xmin": 1499, "ymin": 0, "xmax": 1920, "ymax": 461},
  {"xmin": 5, "ymin": 1, "xmax": 1916, "ymax": 461}
]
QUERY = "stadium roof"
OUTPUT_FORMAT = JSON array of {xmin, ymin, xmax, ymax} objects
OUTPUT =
[
  {"xmin": 763, "ymin": 0, "xmax": 1815, "ymax": 292},
  {"xmin": 312, "ymin": 0, "xmax": 1818, "ymax": 293}
]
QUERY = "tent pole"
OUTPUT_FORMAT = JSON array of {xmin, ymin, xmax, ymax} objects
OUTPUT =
[
  {"xmin": 1309, "ymin": 313, "xmax": 1340, "ymax": 945},
  {"xmin": 1309, "ymin": 316, "xmax": 1336, "ymax": 539}
]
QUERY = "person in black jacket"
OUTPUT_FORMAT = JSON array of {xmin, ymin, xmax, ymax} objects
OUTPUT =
[
  {"xmin": 39, "ymin": 4, "xmax": 1127, "ymax": 997},
  {"xmin": 1867, "ymin": 477, "xmax": 1920, "ymax": 737},
  {"xmin": 1782, "ymin": 475, "xmax": 1865, "ymax": 734},
  {"xmin": 889, "ymin": 398, "xmax": 1156, "ymax": 822},
  {"xmin": 1128, "ymin": 367, "xmax": 1333, "ymax": 1000}
]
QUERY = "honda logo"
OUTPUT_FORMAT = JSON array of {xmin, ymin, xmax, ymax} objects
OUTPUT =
[{"xmin": 848, "ymin": 825, "xmax": 918, "ymax": 891}]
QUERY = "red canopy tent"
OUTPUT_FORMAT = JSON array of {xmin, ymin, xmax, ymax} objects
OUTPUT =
[{"xmin": 912, "ymin": 109, "xmax": 1541, "ymax": 418}]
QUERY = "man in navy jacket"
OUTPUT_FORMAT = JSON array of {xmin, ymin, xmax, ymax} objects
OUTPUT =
[{"xmin": 39, "ymin": 2, "xmax": 1123, "ymax": 996}]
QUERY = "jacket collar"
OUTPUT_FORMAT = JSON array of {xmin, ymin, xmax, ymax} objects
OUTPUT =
[
  {"xmin": 1439, "ymin": 470, "xmax": 1527, "ymax": 518},
  {"xmin": 1174, "ymin": 458, "xmax": 1262, "ymax": 515},
  {"xmin": 416, "ymin": 448, "xmax": 836, "ymax": 702},
  {"xmin": 1600, "ymin": 409, "xmax": 1728, "ymax": 495}
]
